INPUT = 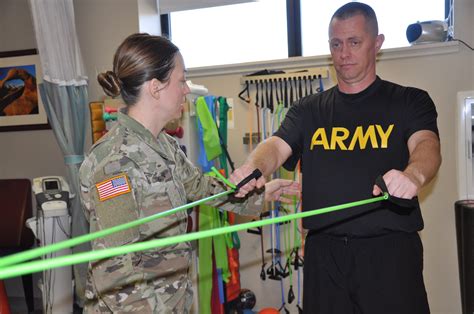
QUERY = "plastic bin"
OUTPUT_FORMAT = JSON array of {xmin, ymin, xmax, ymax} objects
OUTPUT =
[{"xmin": 455, "ymin": 200, "xmax": 474, "ymax": 314}]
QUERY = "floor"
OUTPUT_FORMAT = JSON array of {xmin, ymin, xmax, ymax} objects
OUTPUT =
[
  {"xmin": 6, "ymin": 297, "xmax": 83, "ymax": 313},
  {"xmin": 7, "ymin": 297, "xmax": 42, "ymax": 314}
]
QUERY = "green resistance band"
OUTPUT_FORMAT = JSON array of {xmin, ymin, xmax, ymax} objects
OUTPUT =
[
  {"xmin": 0, "ymin": 193, "xmax": 388, "ymax": 280},
  {"xmin": 0, "ymin": 190, "xmax": 233, "ymax": 268},
  {"xmin": 0, "ymin": 168, "xmax": 233, "ymax": 269}
]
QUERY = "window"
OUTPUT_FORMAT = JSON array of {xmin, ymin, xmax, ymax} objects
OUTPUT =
[
  {"xmin": 169, "ymin": 0, "xmax": 288, "ymax": 68},
  {"xmin": 168, "ymin": 0, "xmax": 448, "ymax": 68},
  {"xmin": 301, "ymin": 0, "xmax": 446, "ymax": 56}
]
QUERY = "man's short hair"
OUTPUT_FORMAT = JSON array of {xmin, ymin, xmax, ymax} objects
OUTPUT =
[{"xmin": 330, "ymin": 2, "xmax": 379, "ymax": 36}]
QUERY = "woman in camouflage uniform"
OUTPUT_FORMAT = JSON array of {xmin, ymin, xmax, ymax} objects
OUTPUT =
[{"xmin": 79, "ymin": 33, "xmax": 299, "ymax": 313}]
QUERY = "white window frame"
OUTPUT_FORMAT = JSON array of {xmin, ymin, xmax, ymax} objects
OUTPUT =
[{"xmin": 457, "ymin": 91, "xmax": 474, "ymax": 200}]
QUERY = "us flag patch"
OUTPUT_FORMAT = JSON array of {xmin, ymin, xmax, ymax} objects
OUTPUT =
[{"xmin": 96, "ymin": 174, "xmax": 131, "ymax": 201}]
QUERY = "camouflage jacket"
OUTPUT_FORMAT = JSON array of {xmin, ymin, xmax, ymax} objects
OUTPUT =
[{"xmin": 79, "ymin": 112, "xmax": 259, "ymax": 313}]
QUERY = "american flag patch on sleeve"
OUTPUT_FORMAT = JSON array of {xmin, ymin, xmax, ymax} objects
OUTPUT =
[{"xmin": 96, "ymin": 174, "xmax": 131, "ymax": 201}]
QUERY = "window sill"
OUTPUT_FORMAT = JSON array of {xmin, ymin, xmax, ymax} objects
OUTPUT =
[{"xmin": 187, "ymin": 41, "xmax": 459, "ymax": 78}]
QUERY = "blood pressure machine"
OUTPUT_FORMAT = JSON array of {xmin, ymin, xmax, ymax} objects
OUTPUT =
[{"xmin": 31, "ymin": 176, "xmax": 73, "ymax": 313}]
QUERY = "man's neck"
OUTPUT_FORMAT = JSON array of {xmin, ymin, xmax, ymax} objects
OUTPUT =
[{"xmin": 338, "ymin": 75, "xmax": 377, "ymax": 94}]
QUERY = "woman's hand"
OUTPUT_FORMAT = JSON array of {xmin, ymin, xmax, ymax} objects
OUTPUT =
[{"xmin": 264, "ymin": 179, "xmax": 301, "ymax": 204}]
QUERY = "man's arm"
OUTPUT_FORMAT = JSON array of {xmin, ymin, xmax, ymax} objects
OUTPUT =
[
  {"xmin": 231, "ymin": 136, "xmax": 293, "ymax": 196},
  {"xmin": 248, "ymin": 136, "xmax": 293, "ymax": 176},
  {"xmin": 373, "ymin": 130, "xmax": 442, "ymax": 199}
]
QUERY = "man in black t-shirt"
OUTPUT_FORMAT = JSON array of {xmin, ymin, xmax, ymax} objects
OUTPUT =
[{"xmin": 231, "ymin": 2, "xmax": 441, "ymax": 314}]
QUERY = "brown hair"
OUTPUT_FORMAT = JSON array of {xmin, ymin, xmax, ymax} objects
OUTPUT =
[
  {"xmin": 330, "ymin": 2, "xmax": 379, "ymax": 36},
  {"xmin": 97, "ymin": 33, "xmax": 180, "ymax": 106}
]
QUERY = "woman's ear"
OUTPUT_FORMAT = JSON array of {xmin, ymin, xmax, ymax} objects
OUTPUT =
[{"xmin": 149, "ymin": 78, "xmax": 163, "ymax": 100}]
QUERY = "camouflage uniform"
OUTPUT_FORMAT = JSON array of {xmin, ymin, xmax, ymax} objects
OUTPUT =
[{"xmin": 79, "ymin": 112, "xmax": 259, "ymax": 313}]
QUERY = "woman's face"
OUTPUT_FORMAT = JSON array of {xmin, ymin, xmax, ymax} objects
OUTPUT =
[{"xmin": 158, "ymin": 52, "xmax": 191, "ymax": 120}]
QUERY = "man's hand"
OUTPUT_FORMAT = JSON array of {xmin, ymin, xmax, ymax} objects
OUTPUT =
[
  {"xmin": 265, "ymin": 179, "xmax": 301, "ymax": 203},
  {"xmin": 230, "ymin": 136, "xmax": 294, "ymax": 198},
  {"xmin": 230, "ymin": 164, "xmax": 266, "ymax": 198},
  {"xmin": 373, "ymin": 130, "xmax": 441, "ymax": 200},
  {"xmin": 373, "ymin": 169, "xmax": 420, "ymax": 199}
]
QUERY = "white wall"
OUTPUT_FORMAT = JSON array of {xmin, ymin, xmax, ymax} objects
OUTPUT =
[
  {"xmin": 74, "ymin": 0, "xmax": 141, "ymax": 103},
  {"xmin": 0, "ymin": 0, "xmax": 36, "ymax": 52},
  {"xmin": 74, "ymin": 0, "xmax": 141, "ymax": 151}
]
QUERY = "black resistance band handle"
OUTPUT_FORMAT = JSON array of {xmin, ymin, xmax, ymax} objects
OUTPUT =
[
  {"xmin": 375, "ymin": 175, "xmax": 418, "ymax": 208},
  {"xmin": 235, "ymin": 169, "xmax": 263, "ymax": 191}
]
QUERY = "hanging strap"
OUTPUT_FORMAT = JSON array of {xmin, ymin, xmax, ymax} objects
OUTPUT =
[
  {"xmin": 217, "ymin": 97, "xmax": 234, "ymax": 174},
  {"xmin": 196, "ymin": 96, "xmax": 222, "ymax": 161},
  {"xmin": 256, "ymin": 81, "xmax": 261, "ymax": 144},
  {"xmin": 196, "ymin": 110, "xmax": 215, "ymax": 172},
  {"xmin": 318, "ymin": 75, "xmax": 324, "ymax": 92}
]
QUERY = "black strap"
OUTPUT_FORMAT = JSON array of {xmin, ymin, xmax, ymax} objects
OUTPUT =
[
  {"xmin": 375, "ymin": 175, "xmax": 418, "ymax": 208},
  {"xmin": 214, "ymin": 118, "xmax": 235, "ymax": 172},
  {"xmin": 269, "ymin": 80, "xmax": 274, "ymax": 112},
  {"xmin": 297, "ymin": 305, "xmax": 304, "ymax": 314},
  {"xmin": 288, "ymin": 285, "xmax": 295, "ymax": 304},
  {"xmin": 238, "ymin": 81, "xmax": 250, "ymax": 103},
  {"xmin": 235, "ymin": 169, "xmax": 263, "ymax": 191},
  {"xmin": 289, "ymin": 78, "xmax": 294, "ymax": 104}
]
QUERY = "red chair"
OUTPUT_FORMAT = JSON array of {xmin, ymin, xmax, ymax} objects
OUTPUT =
[
  {"xmin": 0, "ymin": 179, "xmax": 35, "ymax": 313},
  {"xmin": 0, "ymin": 280, "xmax": 11, "ymax": 314}
]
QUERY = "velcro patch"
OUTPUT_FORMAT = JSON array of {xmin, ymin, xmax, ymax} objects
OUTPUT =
[{"xmin": 96, "ymin": 174, "xmax": 131, "ymax": 201}]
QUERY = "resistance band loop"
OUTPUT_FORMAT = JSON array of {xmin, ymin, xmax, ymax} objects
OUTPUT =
[
  {"xmin": 0, "ymin": 189, "xmax": 233, "ymax": 269},
  {"xmin": 0, "ymin": 167, "xmax": 258, "ymax": 269},
  {"xmin": 0, "ymin": 193, "xmax": 388, "ymax": 280},
  {"xmin": 211, "ymin": 167, "xmax": 236, "ymax": 189}
]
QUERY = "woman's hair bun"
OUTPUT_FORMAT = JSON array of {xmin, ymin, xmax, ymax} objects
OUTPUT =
[{"xmin": 97, "ymin": 71, "xmax": 121, "ymax": 97}]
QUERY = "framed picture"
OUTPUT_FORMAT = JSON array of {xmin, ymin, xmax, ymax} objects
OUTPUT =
[{"xmin": 0, "ymin": 49, "xmax": 50, "ymax": 131}]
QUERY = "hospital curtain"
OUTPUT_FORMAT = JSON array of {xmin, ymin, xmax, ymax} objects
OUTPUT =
[{"xmin": 28, "ymin": 0, "xmax": 89, "ymax": 306}]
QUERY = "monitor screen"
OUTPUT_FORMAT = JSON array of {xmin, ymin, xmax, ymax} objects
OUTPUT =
[{"xmin": 44, "ymin": 180, "xmax": 59, "ymax": 192}]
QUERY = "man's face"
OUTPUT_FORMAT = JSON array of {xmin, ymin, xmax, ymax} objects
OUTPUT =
[{"xmin": 328, "ymin": 14, "xmax": 384, "ymax": 91}]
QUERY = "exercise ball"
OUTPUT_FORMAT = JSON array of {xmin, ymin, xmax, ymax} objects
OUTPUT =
[
  {"xmin": 240, "ymin": 289, "xmax": 256, "ymax": 309},
  {"xmin": 258, "ymin": 307, "xmax": 279, "ymax": 314}
]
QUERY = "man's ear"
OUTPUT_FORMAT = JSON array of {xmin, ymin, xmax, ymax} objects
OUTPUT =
[
  {"xmin": 149, "ymin": 78, "xmax": 163, "ymax": 100},
  {"xmin": 375, "ymin": 34, "xmax": 385, "ymax": 51}
]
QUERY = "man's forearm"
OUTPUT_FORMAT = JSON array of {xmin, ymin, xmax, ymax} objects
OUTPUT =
[
  {"xmin": 245, "ymin": 136, "xmax": 291, "ymax": 177},
  {"xmin": 404, "ymin": 136, "xmax": 442, "ymax": 189}
]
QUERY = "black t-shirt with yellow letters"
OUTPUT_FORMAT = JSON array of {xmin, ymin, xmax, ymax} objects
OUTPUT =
[{"xmin": 274, "ymin": 77, "xmax": 439, "ymax": 236}]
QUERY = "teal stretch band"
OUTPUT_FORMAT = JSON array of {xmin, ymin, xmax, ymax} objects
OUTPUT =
[
  {"xmin": 64, "ymin": 155, "xmax": 84, "ymax": 165},
  {"xmin": 0, "ymin": 189, "xmax": 234, "ymax": 269},
  {"xmin": 0, "ymin": 193, "xmax": 388, "ymax": 280}
]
